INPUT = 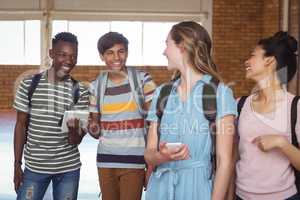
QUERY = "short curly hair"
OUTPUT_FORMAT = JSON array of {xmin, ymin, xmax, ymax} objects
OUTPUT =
[
  {"xmin": 97, "ymin": 32, "xmax": 128, "ymax": 55},
  {"xmin": 52, "ymin": 32, "xmax": 78, "ymax": 47}
]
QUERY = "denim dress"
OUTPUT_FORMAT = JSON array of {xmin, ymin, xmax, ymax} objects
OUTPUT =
[{"xmin": 145, "ymin": 75, "xmax": 237, "ymax": 200}]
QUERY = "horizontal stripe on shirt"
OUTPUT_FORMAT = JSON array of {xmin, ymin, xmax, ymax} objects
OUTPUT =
[
  {"xmin": 105, "ymin": 83, "xmax": 131, "ymax": 95},
  {"xmin": 97, "ymin": 154, "xmax": 145, "ymax": 164},
  {"xmin": 102, "ymin": 101, "xmax": 138, "ymax": 114},
  {"xmin": 97, "ymin": 162, "xmax": 145, "ymax": 169},
  {"xmin": 98, "ymin": 136, "xmax": 145, "ymax": 148},
  {"xmin": 101, "ymin": 118, "xmax": 145, "ymax": 130}
]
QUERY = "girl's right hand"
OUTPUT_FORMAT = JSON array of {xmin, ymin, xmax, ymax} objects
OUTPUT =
[{"xmin": 159, "ymin": 142, "xmax": 190, "ymax": 161}]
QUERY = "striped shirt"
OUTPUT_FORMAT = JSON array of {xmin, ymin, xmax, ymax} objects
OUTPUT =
[
  {"xmin": 13, "ymin": 71, "xmax": 89, "ymax": 174},
  {"xmin": 90, "ymin": 70, "xmax": 156, "ymax": 169}
]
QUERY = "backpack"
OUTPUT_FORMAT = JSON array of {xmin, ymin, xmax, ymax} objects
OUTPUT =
[
  {"xmin": 155, "ymin": 76, "xmax": 219, "ymax": 177},
  {"xmin": 95, "ymin": 67, "xmax": 145, "ymax": 117},
  {"xmin": 26, "ymin": 73, "xmax": 80, "ymax": 140},
  {"xmin": 237, "ymin": 95, "xmax": 300, "ymax": 192}
]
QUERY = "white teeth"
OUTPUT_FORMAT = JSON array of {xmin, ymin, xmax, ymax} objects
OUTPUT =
[
  {"xmin": 246, "ymin": 67, "xmax": 251, "ymax": 71},
  {"xmin": 62, "ymin": 65, "xmax": 69, "ymax": 69}
]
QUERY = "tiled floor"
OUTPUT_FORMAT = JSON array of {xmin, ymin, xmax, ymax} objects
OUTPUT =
[
  {"xmin": 0, "ymin": 111, "xmax": 100, "ymax": 200},
  {"xmin": 0, "ymin": 111, "xmax": 146, "ymax": 200}
]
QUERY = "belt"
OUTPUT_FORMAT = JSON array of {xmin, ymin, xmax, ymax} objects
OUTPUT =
[{"xmin": 153, "ymin": 161, "xmax": 209, "ymax": 200}]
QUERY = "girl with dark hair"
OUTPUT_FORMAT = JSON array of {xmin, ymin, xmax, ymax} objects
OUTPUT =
[
  {"xmin": 144, "ymin": 21, "xmax": 237, "ymax": 200},
  {"xmin": 235, "ymin": 31, "xmax": 300, "ymax": 200}
]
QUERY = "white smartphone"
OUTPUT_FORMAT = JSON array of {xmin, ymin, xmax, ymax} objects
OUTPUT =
[{"xmin": 166, "ymin": 142, "xmax": 182, "ymax": 150}]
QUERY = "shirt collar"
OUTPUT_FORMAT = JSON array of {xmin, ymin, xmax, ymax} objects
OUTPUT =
[
  {"xmin": 173, "ymin": 74, "xmax": 212, "ymax": 86},
  {"xmin": 171, "ymin": 74, "xmax": 213, "ymax": 93}
]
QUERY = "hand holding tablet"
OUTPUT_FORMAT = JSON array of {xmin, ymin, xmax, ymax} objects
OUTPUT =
[{"xmin": 61, "ymin": 110, "xmax": 89, "ymax": 132}]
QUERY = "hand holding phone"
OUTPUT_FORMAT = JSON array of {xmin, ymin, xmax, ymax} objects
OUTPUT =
[{"xmin": 165, "ymin": 142, "xmax": 182, "ymax": 150}]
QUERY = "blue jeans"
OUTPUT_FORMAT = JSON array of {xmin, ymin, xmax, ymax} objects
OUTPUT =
[{"xmin": 17, "ymin": 168, "xmax": 80, "ymax": 200}]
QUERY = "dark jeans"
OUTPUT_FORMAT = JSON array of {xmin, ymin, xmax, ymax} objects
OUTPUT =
[
  {"xmin": 17, "ymin": 168, "xmax": 80, "ymax": 200},
  {"xmin": 236, "ymin": 193, "xmax": 300, "ymax": 200}
]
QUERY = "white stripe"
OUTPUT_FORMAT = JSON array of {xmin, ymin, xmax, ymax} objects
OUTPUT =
[
  {"xmin": 28, "ymin": 137, "xmax": 64, "ymax": 144},
  {"xmin": 28, "ymin": 132, "xmax": 65, "ymax": 139},
  {"xmin": 30, "ymin": 117, "xmax": 58, "ymax": 125},
  {"xmin": 30, "ymin": 112, "xmax": 62, "ymax": 120},
  {"xmin": 25, "ymin": 152, "xmax": 79, "ymax": 161},
  {"xmin": 26, "ymin": 160, "xmax": 80, "ymax": 170},
  {"xmin": 26, "ymin": 141, "xmax": 70, "ymax": 149},
  {"xmin": 25, "ymin": 146, "xmax": 72, "ymax": 153},
  {"xmin": 17, "ymin": 90, "xmax": 28, "ymax": 98},
  {"xmin": 29, "ymin": 127, "xmax": 61, "ymax": 134},
  {"xmin": 99, "ymin": 137, "xmax": 145, "ymax": 148}
]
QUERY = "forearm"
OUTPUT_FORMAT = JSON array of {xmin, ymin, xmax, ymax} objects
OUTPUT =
[
  {"xmin": 14, "ymin": 123, "xmax": 27, "ymax": 165},
  {"xmin": 279, "ymin": 140, "xmax": 300, "ymax": 170},
  {"xmin": 212, "ymin": 159, "xmax": 234, "ymax": 200},
  {"xmin": 226, "ymin": 169, "xmax": 236, "ymax": 200},
  {"xmin": 226, "ymin": 139, "xmax": 239, "ymax": 200}
]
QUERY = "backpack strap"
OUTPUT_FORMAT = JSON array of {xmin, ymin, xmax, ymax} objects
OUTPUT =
[
  {"xmin": 155, "ymin": 82, "xmax": 174, "ymax": 150},
  {"xmin": 291, "ymin": 96, "xmax": 300, "ymax": 148},
  {"xmin": 202, "ymin": 77, "xmax": 219, "ymax": 179},
  {"xmin": 28, "ymin": 73, "xmax": 43, "ymax": 108},
  {"xmin": 96, "ymin": 72, "xmax": 109, "ymax": 113},
  {"xmin": 70, "ymin": 78, "xmax": 80, "ymax": 105},
  {"xmin": 290, "ymin": 96, "xmax": 300, "ymax": 192},
  {"xmin": 237, "ymin": 96, "xmax": 248, "ymax": 117},
  {"xmin": 127, "ymin": 67, "xmax": 145, "ymax": 117}
]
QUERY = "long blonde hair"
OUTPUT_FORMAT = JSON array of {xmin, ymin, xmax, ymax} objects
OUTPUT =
[{"xmin": 170, "ymin": 21, "xmax": 222, "ymax": 81}]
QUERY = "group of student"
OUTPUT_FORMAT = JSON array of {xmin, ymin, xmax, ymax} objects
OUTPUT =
[{"xmin": 13, "ymin": 20, "xmax": 299, "ymax": 200}]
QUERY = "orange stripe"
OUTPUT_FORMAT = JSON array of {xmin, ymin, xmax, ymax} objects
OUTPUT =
[
  {"xmin": 102, "ymin": 101, "xmax": 138, "ymax": 114},
  {"xmin": 101, "ymin": 119, "xmax": 145, "ymax": 130}
]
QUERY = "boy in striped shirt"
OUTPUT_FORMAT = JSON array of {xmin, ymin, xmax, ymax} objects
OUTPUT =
[
  {"xmin": 89, "ymin": 32, "xmax": 156, "ymax": 200},
  {"xmin": 13, "ymin": 32, "xmax": 89, "ymax": 200}
]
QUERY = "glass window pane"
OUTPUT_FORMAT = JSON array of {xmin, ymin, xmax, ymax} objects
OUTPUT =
[
  {"xmin": 111, "ymin": 21, "xmax": 142, "ymax": 66},
  {"xmin": 24, "ymin": 20, "xmax": 41, "ymax": 65},
  {"xmin": 143, "ymin": 22, "xmax": 176, "ymax": 66},
  {"xmin": 0, "ymin": 21, "xmax": 24, "ymax": 64},
  {"xmin": 68, "ymin": 21, "xmax": 110, "ymax": 65},
  {"xmin": 52, "ymin": 20, "xmax": 69, "ymax": 37}
]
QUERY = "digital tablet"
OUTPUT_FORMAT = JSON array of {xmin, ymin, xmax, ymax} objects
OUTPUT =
[{"xmin": 61, "ymin": 110, "xmax": 89, "ymax": 132}]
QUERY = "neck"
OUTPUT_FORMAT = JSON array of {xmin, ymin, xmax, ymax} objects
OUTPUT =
[
  {"xmin": 179, "ymin": 67, "xmax": 203, "ymax": 90},
  {"xmin": 255, "ymin": 76, "xmax": 283, "ymax": 102},
  {"xmin": 108, "ymin": 68, "xmax": 127, "ymax": 83},
  {"xmin": 48, "ymin": 67, "xmax": 65, "ymax": 82}
]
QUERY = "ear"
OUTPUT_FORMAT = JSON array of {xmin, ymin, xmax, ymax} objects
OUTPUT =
[
  {"xmin": 49, "ymin": 49, "xmax": 54, "ymax": 59},
  {"xmin": 99, "ymin": 54, "xmax": 104, "ymax": 61},
  {"xmin": 264, "ymin": 56, "xmax": 276, "ymax": 68},
  {"xmin": 178, "ymin": 43, "xmax": 185, "ymax": 53}
]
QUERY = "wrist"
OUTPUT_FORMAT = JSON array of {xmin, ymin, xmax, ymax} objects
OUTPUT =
[
  {"xmin": 156, "ymin": 151, "xmax": 170, "ymax": 164},
  {"xmin": 14, "ymin": 160, "xmax": 22, "ymax": 166},
  {"xmin": 278, "ymin": 136, "xmax": 289, "ymax": 149}
]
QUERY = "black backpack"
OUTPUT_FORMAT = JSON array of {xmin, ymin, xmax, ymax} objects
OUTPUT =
[
  {"xmin": 237, "ymin": 95, "xmax": 300, "ymax": 192},
  {"xmin": 28, "ymin": 73, "xmax": 80, "ymax": 107},
  {"xmin": 25, "ymin": 73, "xmax": 80, "ymax": 141},
  {"xmin": 155, "ymin": 77, "xmax": 219, "ymax": 177}
]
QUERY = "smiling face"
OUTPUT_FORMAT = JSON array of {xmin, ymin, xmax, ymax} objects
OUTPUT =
[
  {"xmin": 244, "ymin": 45, "xmax": 273, "ymax": 82},
  {"xmin": 101, "ymin": 43, "xmax": 128, "ymax": 72},
  {"xmin": 163, "ymin": 33, "xmax": 184, "ymax": 71},
  {"xmin": 49, "ymin": 41, "xmax": 78, "ymax": 81}
]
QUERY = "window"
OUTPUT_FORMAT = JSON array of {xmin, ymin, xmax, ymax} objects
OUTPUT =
[
  {"xmin": 52, "ymin": 20, "xmax": 176, "ymax": 66},
  {"xmin": 0, "ymin": 20, "xmax": 40, "ymax": 64},
  {"xmin": 0, "ymin": 20, "xmax": 197, "ymax": 66}
]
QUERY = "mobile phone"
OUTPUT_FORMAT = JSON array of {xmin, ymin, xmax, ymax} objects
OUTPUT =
[{"xmin": 166, "ymin": 142, "xmax": 182, "ymax": 150}]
